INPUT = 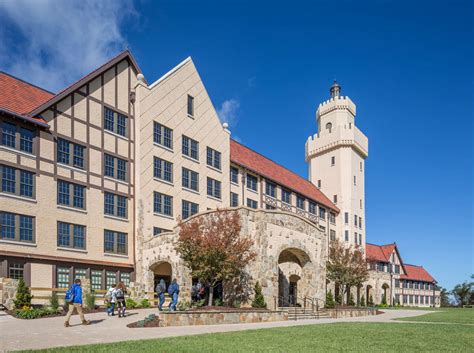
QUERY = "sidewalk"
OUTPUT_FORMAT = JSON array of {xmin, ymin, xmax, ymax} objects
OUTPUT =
[{"xmin": 0, "ymin": 309, "xmax": 431, "ymax": 352}]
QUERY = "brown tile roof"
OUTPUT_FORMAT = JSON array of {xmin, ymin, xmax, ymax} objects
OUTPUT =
[
  {"xmin": 401, "ymin": 264, "xmax": 436, "ymax": 283},
  {"xmin": 366, "ymin": 243, "xmax": 396, "ymax": 263},
  {"xmin": 230, "ymin": 139, "xmax": 339, "ymax": 212}
]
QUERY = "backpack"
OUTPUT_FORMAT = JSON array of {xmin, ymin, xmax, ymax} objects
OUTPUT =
[
  {"xmin": 115, "ymin": 288, "xmax": 124, "ymax": 298},
  {"xmin": 65, "ymin": 286, "xmax": 75, "ymax": 303}
]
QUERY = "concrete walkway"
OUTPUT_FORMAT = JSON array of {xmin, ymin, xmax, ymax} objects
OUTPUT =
[{"xmin": 0, "ymin": 309, "xmax": 432, "ymax": 352}]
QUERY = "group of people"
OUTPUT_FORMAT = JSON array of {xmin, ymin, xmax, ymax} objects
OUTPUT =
[
  {"xmin": 156, "ymin": 278, "xmax": 180, "ymax": 311},
  {"xmin": 104, "ymin": 281, "xmax": 127, "ymax": 317},
  {"xmin": 191, "ymin": 280, "xmax": 206, "ymax": 302}
]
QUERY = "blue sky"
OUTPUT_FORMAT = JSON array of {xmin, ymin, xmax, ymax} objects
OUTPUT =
[{"xmin": 1, "ymin": 0, "xmax": 472, "ymax": 290}]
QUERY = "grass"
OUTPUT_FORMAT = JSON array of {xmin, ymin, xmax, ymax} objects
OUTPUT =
[
  {"xmin": 21, "ymin": 322, "xmax": 473, "ymax": 353},
  {"xmin": 395, "ymin": 307, "xmax": 474, "ymax": 324}
]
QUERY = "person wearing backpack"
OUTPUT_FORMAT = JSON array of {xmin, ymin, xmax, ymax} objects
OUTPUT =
[
  {"xmin": 115, "ymin": 282, "xmax": 127, "ymax": 318},
  {"xmin": 64, "ymin": 279, "xmax": 90, "ymax": 327},
  {"xmin": 156, "ymin": 279, "xmax": 166, "ymax": 311},
  {"xmin": 168, "ymin": 278, "xmax": 179, "ymax": 311},
  {"xmin": 104, "ymin": 283, "xmax": 117, "ymax": 316}
]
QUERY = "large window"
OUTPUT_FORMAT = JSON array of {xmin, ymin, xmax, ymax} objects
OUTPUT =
[
  {"xmin": 57, "ymin": 138, "xmax": 85, "ymax": 169},
  {"xmin": 206, "ymin": 147, "xmax": 221, "ymax": 170},
  {"xmin": 330, "ymin": 230, "xmax": 336, "ymax": 241},
  {"xmin": 104, "ymin": 154, "xmax": 127, "ymax": 181},
  {"xmin": 319, "ymin": 207, "xmax": 326, "ymax": 220},
  {"xmin": 296, "ymin": 195, "xmax": 305, "ymax": 210},
  {"xmin": 57, "ymin": 180, "xmax": 85, "ymax": 209},
  {"xmin": 154, "ymin": 192, "xmax": 173, "ymax": 216},
  {"xmin": 154, "ymin": 157, "xmax": 173, "ymax": 183},
  {"xmin": 104, "ymin": 192, "xmax": 127, "ymax": 218},
  {"xmin": 345, "ymin": 230, "xmax": 349, "ymax": 242},
  {"xmin": 1, "ymin": 165, "xmax": 35, "ymax": 198},
  {"xmin": 120, "ymin": 272, "xmax": 131, "ymax": 286},
  {"xmin": 182, "ymin": 200, "xmax": 199, "ymax": 219},
  {"xmin": 230, "ymin": 167, "xmax": 239, "ymax": 184},
  {"xmin": 57, "ymin": 267, "xmax": 70, "ymax": 288},
  {"xmin": 344, "ymin": 212, "xmax": 349, "ymax": 224},
  {"xmin": 104, "ymin": 107, "xmax": 128, "ymax": 137},
  {"xmin": 246, "ymin": 174, "xmax": 258, "ymax": 192},
  {"xmin": 153, "ymin": 122, "xmax": 173, "ymax": 149},
  {"xmin": 104, "ymin": 230, "xmax": 127, "ymax": 255},
  {"xmin": 329, "ymin": 212, "xmax": 336, "ymax": 224},
  {"xmin": 106, "ymin": 271, "xmax": 117, "ymax": 288},
  {"xmin": 1, "ymin": 121, "xmax": 35, "ymax": 154},
  {"xmin": 187, "ymin": 95, "xmax": 194, "ymax": 116},
  {"xmin": 91, "ymin": 270, "xmax": 102, "ymax": 290},
  {"xmin": 0, "ymin": 212, "xmax": 34, "ymax": 243},
  {"xmin": 247, "ymin": 198, "xmax": 258, "ymax": 209},
  {"xmin": 182, "ymin": 135, "xmax": 199, "ymax": 160},
  {"xmin": 9, "ymin": 263, "xmax": 24, "ymax": 279},
  {"xmin": 182, "ymin": 167, "xmax": 199, "ymax": 191},
  {"xmin": 207, "ymin": 177, "xmax": 221, "ymax": 199},
  {"xmin": 230, "ymin": 192, "xmax": 239, "ymax": 207},
  {"xmin": 309, "ymin": 201, "xmax": 317, "ymax": 215},
  {"xmin": 265, "ymin": 181, "xmax": 276, "ymax": 197},
  {"xmin": 57, "ymin": 222, "xmax": 86, "ymax": 249},
  {"xmin": 282, "ymin": 189, "xmax": 291, "ymax": 204}
]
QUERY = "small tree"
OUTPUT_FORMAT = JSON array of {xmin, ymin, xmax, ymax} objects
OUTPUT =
[
  {"xmin": 440, "ymin": 287, "xmax": 450, "ymax": 307},
  {"xmin": 381, "ymin": 293, "xmax": 387, "ymax": 305},
  {"xmin": 451, "ymin": 280, "xmax": 472, "ymax": 307},
  {"xmin": 49, "ymin": 291, "xmax": 59, "ymax": 311},
  {"xmin": 360, "ymin": 295, "xmax": 366, "ymax": 307},
  {"xmin": 348, "ymin": 293, "xmax": 355, "ymax": 306},
  {"xmin": 176, "ymin": 210, "xmax": 257, "ymax": 306},
  {"xmin": 325, "ymin": 290, "xmax": 335, "ymax": 308},
  {"xmin": 335, "ymin": 291, "xmax": 343, "ymax": 305},
  {"xmin": 251, "ymin": 282, "xmax": 267, "ymax": 308},
  {"xmin": 13, "ymin": 278, "xmax": 32, "ymax": 309},
  {"xmin": 368, "ymin": 294, "xmax": 374, "ymax": 306}
]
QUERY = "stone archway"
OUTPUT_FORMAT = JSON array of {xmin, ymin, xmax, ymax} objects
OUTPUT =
[{"xmin": 150, "ymin": 261, "xmax": 172, "ymax": 293}]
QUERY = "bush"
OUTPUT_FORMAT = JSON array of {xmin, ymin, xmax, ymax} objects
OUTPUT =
[
  {"xmin": 335, "ymin": 291, "xmax": 343, "ymax": 305},
  {"xmin": 360, "ymin": 295, "xmax": 366, "ymax": 307},
  {"xmin": 214, "ymin": 298, "xmax": 223, "ymax": 307},
  {"xmin": 177, "ymin": 300, "xmax": 191, "ymax": 311},
  {"xmin": 348, "ymin": 293, "xmax": 355, "ymax": 306},
  {"xmin": 85, "ymin": 292, "xmax": 96, "ymax": 309},
  {"xmin": 139, "ymin": 299, "xmax": 151, "ymax": 308},
  {"xmin": 49, "ymin": 292, "xmax": 59, "ymax": 311},
  {"xmin": 233, "ymin": 300, "xmax": 241, "ymax": 309},
  {"xmin": 325, "ymin": 290, "xmax": 336, "ymax": 309},
  {"xmin": 15, "ymin": 307, "xmax": 60, "ymax": 319},
  {"xmin": 14, "ymin": 278, "xmax": 33, "ymax": 309},
  {"xmin": 195, "ymin": 299, "xmax": 206, "ymax": 308},
  {"xmin": 126, "ymin": 298, "xmax": 138, "ymax": 309},
  {"xmin": 368, "ymin": 294, "xmax": 374, "ymax": 306},
  {"xmin": 251, "ymin": 282, "xmax": 267, "ymax": 308},
  {"xmin": 381, "ymin": 294, "xmax": 387, "ymax": 305}
]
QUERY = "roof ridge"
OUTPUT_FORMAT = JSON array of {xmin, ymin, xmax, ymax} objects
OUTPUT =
[{"xmin": 0, "ymin": 71, "xmax": 55, "ymax": 95}]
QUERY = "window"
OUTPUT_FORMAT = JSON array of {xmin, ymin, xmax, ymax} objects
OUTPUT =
[
  {"xmin": 309, "ymin": 201, "xmax": 317, "ymax": 214},
  {"xmin": 330, "ymin": 230, "xmax": 336, "ymax": 241},
  {"xmin": 354, "ymin": 232, "xmax": 358, "ymax": 244},
  {"xmin": 104, "ymin": 192, "xmax": 127, "ymax": 218},
  {"xmin": 57, "ymin": 138, "xmax": 85, "ymax": 169},
  {"xmin": 296, "ymin": 195, "xmax": 305, "ymax": 210},
  {"xmin": 106, "ymin": 271, "xmax": 117, "ymax": 288},
  {"xmin": 247, "ymin": 199, "xmax": 258, "ymax": 209},
  {"xmin": 344, "ymin": 212, "xmax": 349, "ymax": 224},
  {"xmin": 333, "ymin": 195, "xmax": 337, "ymax": 204},
  {"xmin": 230, "ymin": 167, "xmax": 239, "ymax": 184},
  {"xmin": 187, "ymin": 95, "xmax": 194, "ymax": 116},
  {"xmin": 359, "ymin": 233, "xmax": 362, "ymax": 245},
  {"xmin": 230, "ymin": 192, "xmax": 239, "ymax": 207},
  {"xmin": 246, "ymin": 174, "xmax": 258, "ymax": 192},
  {"xmin": 8, "ymin": 263, "xmax": 24, "ymax": 279},
  {"xmin": 360, "ymin": 199, "xmax": 363, "ymax": 209},
  {"xmin": 104, "ymin": 230, "xmax": 127, "ymax": 255},
  {"xmin": 265, "ymin": 181, "xmax": 276, "ymax": 198},
  {"xmin": 331, "ymin": 156, "xmax": 335, "ymax": 166},
  {"xmin": 319, "ymin": 207, "xmax": 326, "ymax": 220},
  {"xmin": 360, "ymin": 161, "xmax": 363, "ymax": 172},
  {"xmin": 329, "ymin": 212, "xmax": 336, "ymax": 224},
  {"xmin": 354, "ymin": 175, "xmax": 356, "ymax": 185},
  {"xmin": 1, "ymin": 212, "xmax": 34, "ymax": 243},
  {"xmin": 153, "ymin": 157, "xmax": 173, "ymax": 183},
  {"xmin": 120, "ymin": 272, "xmax": 131, "ymax": 286},
  {"xmin": 154, "ymin": 192, "xmax": 173, "ymax": 216},
  {"xmin": 326, "ymin": 122, "xmax": 332, "ymax": 130},
  {"xmin": 104, "ymin": 107, "xmax": 128, "ymax": 137},
  {"xmin": 207, "ymin": 177, "xmax": 221, "ymax": 199},
  {"xmin": 359, "ymin": 217, "xmax": 363, "ymax": 229},
  {"xmin": 91, "ymin": 270, "xmax": 102, "ymax": 290},
  {"xmin": 282, "ymin": 189, "xmax": 291, "ymax": 204},
  {"xmin": 354, "ymin": 214, "xmax": 358, "ymax": 227},
  {"xmin": 57, "ymin": 267, "xmax": 70, "ymax": 288},
  {"xmin": 182, "ymin": 135, "xmax": 199, "ymax": 160},
  {"xmin": 345, "ymin": 230, "xmax": 349, "ymax": 242},
  {"xmin": 153, "ymin": 122, "xmax": 173, "ymax": 149},
  {"xmin": 153, "ymin": 227, "xmax": 171, "ymax": 236},
  {"xmin": 317, "ymin": 180, "xmax": 321, "ymax": 188},
  {"xmin": 1, "ymin": 121, "xmax": 35, "ymax": 153},
  {"xmin": 75, "ymin": 268, "xmax": 87, "ymax": 281},
  {"xmin": 57, "ymin": 180, "xmax": 86, "ymax": 209},
  {"xmin": 182, "ymin": 200, "xmax": 199, "ymax": 219},
  {"xmin": 1, "ymin": 165, "xmax": 35, "ymax": 198},
  {"xmin": 182, "ymin": 167, "xmax": 199, "ymax": 191},
  {"xmin": 104, "ymin": 154, "xmax": 127, "ymax": 181},
  {"xmin": 206, "ymin": 147, "xmax": 221, "ymax": 170},
  {"xmin": 57, "ymin": 222, "xmax": 86, "ymax": 249}
]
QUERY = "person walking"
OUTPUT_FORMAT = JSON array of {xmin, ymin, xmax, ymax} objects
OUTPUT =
[
  {"xmin": 168, "ymin": 278, "xmax": 179, "ymax": 311},
  {"xmin": 64, "ymin": 279, "xmax": 90, "ymax": 327},
  {"xmin": 156, "ymin": 279, "xmax": 166, "ymax": 311},
  {"xmin": 115, "ymin": 282, "xmax": 127, "ymax": 318},
  {"xmin": 105, "ymin": 283, "xmax": 117, "ymax": 316}
]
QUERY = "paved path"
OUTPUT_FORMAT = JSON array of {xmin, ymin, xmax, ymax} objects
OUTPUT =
[{"xmin": 0, "ymin": 309, "xmax": 433, "ymax": 352}]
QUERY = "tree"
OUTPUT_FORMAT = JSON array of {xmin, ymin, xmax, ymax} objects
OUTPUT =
[
  {"xmin": 176, "ymin": 210, "xmax": 257, "ymax": 306},
  {"xmin": 14, "ymin": 278, "xmax": 33, "ymax": 309},
  {"xmin": 251, "ymin": 282, "xmax": 267, "ymax": 308},
  {"xmin": 382, "ymin": 283, "xmax": 389, "ymax": 305},
  {"xmin": 348, "ymin": 293, "xmax": 355, "ymax": 306},
  {"xmin": 439, "ymin": 287, "xmax": 451, "ymax": 307},
  {"xmin": 381, "ymin": 293, "xmax": 387, "ymax": 305},
  {"xmin": 360, "ymin": 295, "xmax": 366, "ymax": 307},
  {"xmin": 325, "ymin": 290, "xmax": 336, "ymax": 308},
  {"xmin": 326, "ymin": 240, "xmax": 369, "ymax": 305},
  {"xmin": 368, "ymin": 294, "xmax": 374, "ymax": 306},
  {"xmin": 451, "ymin": 280, "xmax": 472, "ymax": 307}
]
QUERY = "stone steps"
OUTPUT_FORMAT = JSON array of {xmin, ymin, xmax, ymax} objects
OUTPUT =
[{"xmin": 279, "ymin": 306, "xmax": 331, "ymax": 320}]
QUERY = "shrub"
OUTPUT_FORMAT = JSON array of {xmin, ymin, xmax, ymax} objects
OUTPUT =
[
  {"xmin": 381, "ymin": 294, "xmax": 387, "ymax": 305},
  {"xmin": 195, "ymin": 299, "xmax": 206, "ymax": 308},
  {"xmin": 14, "ymin": 278, "xmax": 33, "ymax": 309},
  {"xmin": 233, "ymin": 300, "xmax": 241, "ymax": 309},
  {"xmin": 49, "ymin": 292, "xmax": 59, "ymax": 311},
  {"xmin": 335, "ymin": 292, "xmax": 343, "ymax": 306},
  {"xmin": 139, "ymin": 299, "xmax": 151, "ymax": 308},
  {"xmin": 85, "ymin": 292, "xmax": 96, "ymax": 309},
  {"xmin": 15, "ymin": 307, "xmax": 60, "ymax": 319},
  {"xmin": 137, "ymin": 320, "xmax": 145, "ymax": 328},
  {"xmin": 325, "ymin": 290, "xmax": 336, "ymax": 309},
  {"xmin": 251, "ymin": 282, "xmax": 267, "ymax": 308},
  {"xmin": 360, "ymin": 295, "xmax": 366, "ymax": 307},
  {"xmin": 126, "ymin": 298, "xmax": 138, "ymax": 309},
  {"xmin": 368, "ymin": 294, "xmax": 374, "ymax": 306},
  {"xmin": 177, "ymin": 300, "xmax": 191, "ymax": 311},
  {"xmin": 348, "ymin": 293, "xmax": 355, "ymax": 306},
  {"xmin": 215, "ymin": 298, "xmax": 223, "ymax": 307}
]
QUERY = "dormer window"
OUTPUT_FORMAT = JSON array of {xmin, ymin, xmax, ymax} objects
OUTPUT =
[{"xmin": 326, "ymin": 122, "xmax": 332, "ymax": 131}]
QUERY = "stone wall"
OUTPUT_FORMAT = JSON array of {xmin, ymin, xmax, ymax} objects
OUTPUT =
[
  {"xmin": 326, "ymin": 308, "xmax": 377, "ymax": 319},
  {"xmin": 158, "ymin": 310, "xmax": 288, "ymax": 327},
  {"xmin": 0, "ymin": 277, "xmax": 18, "ymax": 310}
]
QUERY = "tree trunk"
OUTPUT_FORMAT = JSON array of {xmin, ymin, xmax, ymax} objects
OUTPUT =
[{"xmin": 208, "ymin": 285, "xmax": 214, "ymax": 306}]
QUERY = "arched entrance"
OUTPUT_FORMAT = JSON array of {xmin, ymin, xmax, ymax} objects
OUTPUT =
[
  {"xmin": 277, "ymin": 248, "xmax": 311, "ymax": 307},
  {"xmin": 366, "ymin": 285, "xmax": 373, "ymax": 306},
  {"xmin": 150, "ymin": 261, "xmax": 172, "ymax": 292}
]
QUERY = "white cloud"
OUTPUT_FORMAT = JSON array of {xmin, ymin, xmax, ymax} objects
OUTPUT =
[
  {"xmin": 217, "ymin": 98, "xmax": 240, "ymax": 127},
  {"xmin": 0, "ymin": 0, "xmax": 136, "ymax": 92}
]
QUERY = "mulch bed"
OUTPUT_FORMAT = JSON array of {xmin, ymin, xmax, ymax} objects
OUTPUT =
[
  {"xmin": 191, "ymin": 306, "xmax": 270, "ymax": 312},
  {"xmin": 6, "ymin": 306, "xmax": 152, "ymax": 319},
  {"xmin": 127, "ymin": 318, "xmax": 161, "ymax": 328}
]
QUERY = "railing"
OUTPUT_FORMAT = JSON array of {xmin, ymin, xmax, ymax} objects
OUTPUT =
[{"xmin": 274, "ymin": 295, "xmax": 325, "ymax": 320}]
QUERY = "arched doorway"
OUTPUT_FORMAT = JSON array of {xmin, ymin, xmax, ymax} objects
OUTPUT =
[
  {"xmin": 277, "ymin": 248, "xmax": 311, "ymax": 307},
  {"xmin": 150, "ymin": 262, "xmax": 172, "ymax": 293},
  {"xmin": 366, "ymin": 285, "xmax": 373, "ymax": 306}
]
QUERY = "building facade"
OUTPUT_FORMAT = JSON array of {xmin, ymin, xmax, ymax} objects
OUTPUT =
[{"xmin": 0, "ymin": 50, "xmax": 440, "ymax": 308}]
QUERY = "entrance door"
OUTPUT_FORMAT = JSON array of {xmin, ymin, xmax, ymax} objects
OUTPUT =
[{"xmin": 289, "ymin": 281, "xmax": 297, "ymax": 305}]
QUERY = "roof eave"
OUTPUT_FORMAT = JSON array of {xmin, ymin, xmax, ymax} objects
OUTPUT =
[{"xmin": 0, "ymin": 108, "xmax": 49, "ymax": 129}]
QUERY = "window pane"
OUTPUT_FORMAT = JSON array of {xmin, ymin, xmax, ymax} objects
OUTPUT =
[
  {"xmin": 187, "ymin": 95, "xmax": 194, "ymax": 116},
  {"xmin": 73, "ymin": 224, "xmax": 85, "ymax": 249},
  {"xmin": 117, "ymin": 195, "xmax": 127, "ymax": 218},
  {"xmin": 104, "ymin": 154, "xmax": 115, "ymax": 177},
  {"xmin": 57, "ymin": 139, "xmax": 70, "ymax": 164},
  {"xmin": 57, "ymin": 267, "xmax": 70, "ymax": 288},
  {"xmin": 1, "ymin": 212, "xmax": 16, "ymax": 239},
  {"xmin": 163, "ymin": 126, "xmax": 172, "ymax": 148},
  {"xmin": 57, "ymin": 222, "xmax": 70, "ymax": 247},
  {"xmin": 117, "ymin": 158, "xmax": 127, "ymax": 181},
  {"xmin": 73, "ymin": 184, "xmax": 85, "ymax": 209},
  {"xmin": 120, "ymin": 272, "xmax": 130, "ymax": 286},
  {"xmin": 2, "ymin": 165, "xmax": 16, "ymax": 193},
  {"xmin": 19, "ymin": 215, "xmax": 33, "ymax": 242},
  {"xmin": 104, "ymin": 107, "xmax": 115, "ymax": 132},
  {"xmin": 117, "ymin": 232, "xmax": 126, "ymax": 254},
  {"xmin": 91, "ymin": 270, "xmax": 102, "ymax": 290},
  {"xmin": 57, "ymin": 180, "xmax": 70, "ymax": 206},
  {"xmin": 104, "ymin": 192, "xmax": 115, "ymax": 215},
  {"xmin": 75, "ymin": 268, "xmax": 87, "ymax": 281},
  {"xmin": 230, "ymin": 167, "xmax": 239, "ymax": 183},
  {"xmin": 1, "ymin": 121, "xmax": 16, "ymax": 148},
  {"xmin": 104, "ymin": 230, "xmax": 115, "ymax": 253},
  {"xmin": 20, "ymin": 170, "xmax": 33, "ymax": 197},
  {"xmin": 106, "ymin": 271, "xmax": 116, "ymax": 288},
  {"xmin": 9, "ymin": 263, "xmax": 24, "ymax": 279},
  {"xmin": 20, "ymin": 127, "xmax": 34, "ymax": 153},
  {"xmin": 73, "ymin": 144, "xmax": 85, "ymax": 169},
  {"xmin": 117, "ymin": 113, "xmax": 127, "ymax": 136}
]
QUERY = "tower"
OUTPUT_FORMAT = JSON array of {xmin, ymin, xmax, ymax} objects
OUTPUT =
[{"xmin": 305, "ymin": 81, "xmax": 369, "ymax": 247}]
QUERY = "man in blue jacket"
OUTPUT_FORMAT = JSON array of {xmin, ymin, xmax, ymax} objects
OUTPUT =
[
  {"xmin": 168, "ymin": 279, "xmax": 180, "ymax": 311},
  {"xmin": 65, "ymin": 279, "xmax": 90, "ymax": 327}
]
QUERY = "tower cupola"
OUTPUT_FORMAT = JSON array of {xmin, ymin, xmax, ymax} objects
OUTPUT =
[{"xmin": 330, "ymin": 80, "xmax": 341, "ymax": 98}]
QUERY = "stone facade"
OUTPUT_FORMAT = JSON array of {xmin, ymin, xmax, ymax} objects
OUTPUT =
[{"xmin": 0, "ymin": 277, "xmax": 18, "ymax": 310}]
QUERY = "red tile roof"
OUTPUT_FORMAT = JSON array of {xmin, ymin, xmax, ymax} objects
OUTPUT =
[
  {"xmin": 0, "ymin": 72, "xmax": 54, "ymax": 124},
  {"xmin": 401, "ymin": 264, "xmax": 436, "ymax": 283},
  {"xmin": 230, "ymin": 139, "xmax": 339, "ymax": 212},
  {"xmin": 366, "ymin": 243, "xmax": 396, "ymax": 263}
]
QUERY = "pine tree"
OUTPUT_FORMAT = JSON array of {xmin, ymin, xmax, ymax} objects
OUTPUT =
[
  {"xmin": 360, "ymin": 295, "xmax": 366, "ymax": 306},
  {"xmin": 251, "ymin": 282, "xmax": 267, "ymax": 308},
  {"xmin": 368, "ymin": 294, "xmax": 374, "ymax": 306},
  {"xmin": 325, "ymin": 290, "xmax": 336, "ymax": 308},
  {"xmin": 14, "ymin": 278, "xmax": 33, "ymax": 309},
  {"xmin": 348, "ymin": 293, "xmax": 355, "ymax": 306},
  {"xmin": 381, "ymin": 293, "xmax": 387, "ymax": 305}
]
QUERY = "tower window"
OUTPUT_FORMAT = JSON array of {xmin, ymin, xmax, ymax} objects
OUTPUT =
[
  {"xmin": 345, "ymin": 230, "xmax": 349, "ymax": 242},
  {"xmin": 187, "ymin": 95, "xmax": 194, "ymax": 117},
  {"xmin": 354, "ymin": 215, "xmax": 358, "ymax": 226},
  {"xmin": 317, "ymin": 180, "xmax": 321, "ymax": 188},
  {"xmin": 326, "ymin": 122, "xmax": 332, "ymax": 131},
  {"xmin": 331, "ymin": 156, "xmax": 335, "ymax": 166},
  {"xmin": 354, "ymin": 232, "xmax": 358, "ymax": 244},
  {"xmin": 354, "ymin": 175, "xmax": 356, "ymax": 185},
  {"xmin": 333, "ymin": 195, "xmax": 337, "ymax": 203},
  {"xmin": 360, "ymin": 162, "xmax": 363, "ymax": 172},
  {"xmin": 360, "ymin": 199, "xmax": 363, "ymax": 209},
  {"xmin": 344, "ymin": 212, "xmax": 349, "ymax": 224}
]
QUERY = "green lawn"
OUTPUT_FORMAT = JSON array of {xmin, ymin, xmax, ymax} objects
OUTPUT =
[
  {"xmin": 395, "ymin": 308, "xmax": 474, "ymax": 324},
  {"xmin": 22, "ymin": 322, "xmax": 473, "ymax": 353}
]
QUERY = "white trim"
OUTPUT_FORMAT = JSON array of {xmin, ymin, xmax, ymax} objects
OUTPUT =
[
  {"xmin": 207, "ymin": 195, "xmax": 222, "ymax": 202},
  {"xmin": 0, "ymin": 145, "xmax": 36, "ymax": 159},
  {"xmin": 104, "ymin": 253, "xmax": 129, "ymax": 259},
  {"xmin": 153, "ymin": 177, "xmax": 174, "ymax": 187},
  {"xmin": 153, "ymin": 212, "xmax": 174, "ymax": 220},
  {"xmin": 104, "ymin": 214, "xmax": 129, "ymax": 223},
  {"xmin": 207, "ymin": 165, "xmax": 222, "ymax": 173},
  {"xmin": 231, "ymin": 181, "xmax": 239, "ymax": 186},
  {"xmin": 104, "ymin": 176, "xmax": 129, "ymax": 186},
  {"xmin": 0, "ymin": 193, "xmax": 37, "ymax": 203},
  {"xmin": 57, "ymin": 163, "xmax": 87, "ymax": 175},
  {"xmin": 0, "ymin": 239, "xmax": 37, "ymax": 247},
  {"xmin": 153, "ymin": 142, "xmax": 174, "ymax": 153},
  {"xmin": 57, "ymin": 247, "xmax": 88, "ymax": 254},
  {"xmin": 148, "ymin": 57, "xmax": 192, "ymax": 89},
  {"xmin": 182, "ymin": 154, "xmax": 200, "ymax": 164},
  {"xmin": 182, "ymin": 187, "xmax": 200, "ymax": 195},
  {"xmin": 246, "ymin": 187, "xmax": 258, "ymax": 194},
  {"xmin": 57, "ymin": 205, "xmax": 87, "ymax": 214},
  {"xmin": 187, "ymin": 114, "xmax": 195, "ymax": 119},
  {"xmin": 104, "ymin": 129, "xmax": 129, "ymax": 142}
]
